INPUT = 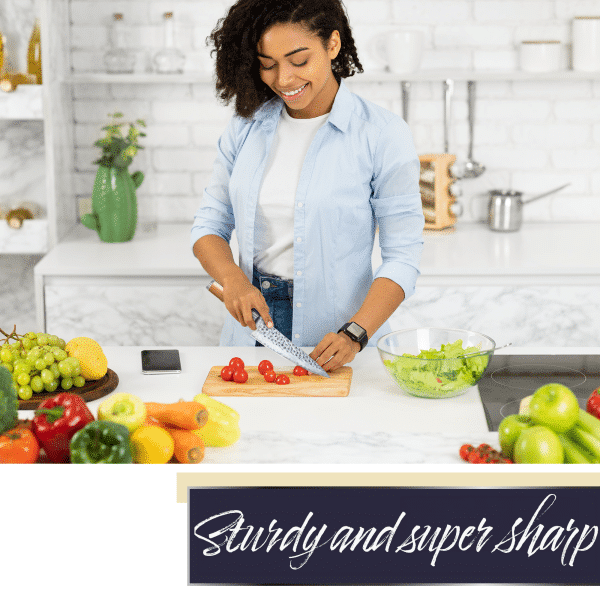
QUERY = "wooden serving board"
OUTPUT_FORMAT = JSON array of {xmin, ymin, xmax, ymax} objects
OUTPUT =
[
  {"xmin": 202, "ymin": 366, "xmax": 352, "ymax": 397},
  {"xmin": 18, "ymin": 368, "xmax": 119, "ymax": 410}
]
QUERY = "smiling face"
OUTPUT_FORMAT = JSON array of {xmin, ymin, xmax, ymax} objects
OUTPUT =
[{"xmin": 257, "ymin": 22, "xmax": 341, "ymax": 119}]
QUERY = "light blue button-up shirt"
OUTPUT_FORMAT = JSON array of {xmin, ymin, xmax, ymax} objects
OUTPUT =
[{"xmin": 191, "ymin": 78, "xmax": 424, "ymax": 348}]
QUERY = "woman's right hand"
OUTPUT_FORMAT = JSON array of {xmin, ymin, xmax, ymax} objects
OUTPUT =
[{"xmin": 222, "ymin": 272, "xmax": 273, "ymax": 331}]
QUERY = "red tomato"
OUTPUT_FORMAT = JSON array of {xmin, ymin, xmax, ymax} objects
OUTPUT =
[
  {"xmin": 293, "ymin": 366, "xmax": 309, "ymax": 376},
  {"xmin": 258, "ymin": 360, "xmax": 274, "ymax": 375},
  {"xmin": 233, "ymin": 368, "xmax": 248, "ymax": 383},
  {"xmin": 275, "ymin": 374, "xmax": 290, "ymax": 385},
  {"xmin": 220, "ymin": 366, "xmax": 234, "ymax": 381},
  {"xmin": 263, "ymin": 370, "xmax": 276, "ymax": 383},
  {"xmin": 229, "ymin": 357, "xmax": 245, "ymax": 370}
]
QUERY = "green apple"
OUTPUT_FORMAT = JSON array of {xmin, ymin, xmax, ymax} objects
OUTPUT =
[
  {"xmin": 498, "ymin": 414, "xmax": 533, "ymax": 459},
  {"xmin": 529, "ymin": 383, "xmax": 579, "ymax": 433},
  {"xmin": 513, "ymin": 425, "xmax": 565, "ymax": 464}
]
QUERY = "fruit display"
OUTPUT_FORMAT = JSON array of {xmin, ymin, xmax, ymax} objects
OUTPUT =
[
  {"xmin": 0, "ymin": 326, "xmax": 88, "ymax": 401},
  {"xmin": 498, "ymin": 383, "xmax": 600, "ymax": 464}
]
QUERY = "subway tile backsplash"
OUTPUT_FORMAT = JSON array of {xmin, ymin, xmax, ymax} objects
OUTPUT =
[{"xmin": 64, "ymin": 0, "xmax": 599, "ymax": 224}]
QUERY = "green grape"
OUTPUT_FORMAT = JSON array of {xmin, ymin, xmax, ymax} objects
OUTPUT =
[
  {"xmin": 25, "ymin": 332, "xmax": 37, "ymax": 340},
  {"xmin": 58, "ymin": 359, "xmax": 73, "ymax": 378},
  {"xmin": 18, "ymin": 385, "xmax": 33, "ymax": 401},
  {"xmin": 30, "ymin": 375, "xmax": 44, "ymax": 393},
  {"xmin": 37, "ymin": 334, "xmax": 49, "ymax": 346},
  {"xmin": 49, "ymin": 363, "xmax": 60, "ymax": 379},
  {"xmin": 12, "ymin": 382, "xmax": 19, "ymax": 393},
  {"xmin": 0, "ymin": 347, "xmax": 11, "ymax": 362},
  {"xmin": 66, "ymin": 357, "xmax": 81, "ymax": 377},
  {"xmin": 43, "ymin": 352, "xmax": 55, "ymax": 366},
  {"xmin": 34, "ymin": 358, "xmax": 46, "ymax": 371},
  {"xmin": 43, "ymin": 380, "xmax": 58, "ymax": 393},
  {"xmin": 40, "ymin": 368, "xmax": 54, "ymax": 385},
  {"xmin": 48, "ymin": 335, "xmax": 60, "ymax": 346},
  {"xmin": 16, "ymin": 372, "xmax": 30, "ymax": 386},
  {"xmin": 73, "ymin": 375, "xmax": 85, "ymax": 388},
  {"xmin": 60, "ymin": 377, "xmax": 73, "ymax": 390},
  {"xmin": 3, "ymin": 362, "xmax": 13, "ymax": 373},
  {"xmin": 57, "ymin": 338, "xmax": 66, "ymax": 350},
  {"xmin": 21, "ymin": 338, "xmax": 33, "ymax": 351},
  {"xmin": 13, "ymin": 361, "xmax": 30, "ymax": 375},
  {"xmin": 27, "ymin": 346, "xmax": 42, "ymax": 361}
]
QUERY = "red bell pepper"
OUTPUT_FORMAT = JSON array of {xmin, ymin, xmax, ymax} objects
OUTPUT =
[
  {"xmin": 32, "ymin": 393, "xmax": 95, "ymax": 463},
  {"xmin": 587, "ymin": 387, "xmax": 600, "ymax": 421}
]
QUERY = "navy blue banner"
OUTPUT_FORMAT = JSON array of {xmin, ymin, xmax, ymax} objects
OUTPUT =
[{"xmin": 188, "ymin": 487, "xmax": 600, "ymax": 585}]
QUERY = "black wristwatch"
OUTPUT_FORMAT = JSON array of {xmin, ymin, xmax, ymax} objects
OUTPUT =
[{"xmin": 338, "ymin": 322, "xmax": 369, "ymax": 352}]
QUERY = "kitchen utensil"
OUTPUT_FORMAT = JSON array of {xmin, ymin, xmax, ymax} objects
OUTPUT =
[
  {"xmin": 401, "ymin": 81, "xmax": 410, "ymax": 123},
  {"xmin": 487, "ymin": 183, "xmax": 571, "ymax": 232},
  {"xmin": 377, "ymin": 327, "xmax": 496, "ymax": 399},
  {"xmin": 463, "ymin": 342, "xmax": 512, "ymax": 358},
  {"xmin": 443, "ymin": 79, "xmax": 453, "ymax": 153},
  {"xmin": 18, "ymin": 368, "xmax": 119, "ymax": 410},
  {"xmin": 206, "ymin": 280, "xmax": 329, "ymax": 377},
  {"xmin": 462, "ymin": 81, "xmax": 486, "ymax": 179},
  {"xmin": 202, "ymin": 365, "xmax": 351, "ymax": 397},
  {"xmin": 419, "ymin": 153, "xmax": 461, "ymax": 230}
]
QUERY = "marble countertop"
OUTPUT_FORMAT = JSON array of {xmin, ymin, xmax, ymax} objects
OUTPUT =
[
  {"xmin": 17, "ymin": 346, "xmax": 599, "ymax": 464},
  {"xmin": 34, "ymin": 221, "xmax": 598, "ymax": 281}
]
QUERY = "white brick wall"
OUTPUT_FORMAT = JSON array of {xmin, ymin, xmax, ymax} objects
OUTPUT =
[{"xmin": 69, "ymin": 0, "xmax": 600, "ymax": 224}]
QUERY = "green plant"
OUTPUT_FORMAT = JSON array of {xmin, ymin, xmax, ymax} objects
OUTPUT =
[{"xmin": 93, "ymin": 112, "xmax": 146, "ymax": 170}]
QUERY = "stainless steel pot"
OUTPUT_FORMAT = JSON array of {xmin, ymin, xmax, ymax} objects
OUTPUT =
[{"xmin": 487, "ymin": 183, "xmax": 570, "ymax": 232}]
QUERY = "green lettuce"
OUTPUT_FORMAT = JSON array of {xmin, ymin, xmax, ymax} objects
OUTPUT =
[{"xmin": 383, "ymin": 339, "xmax": 490, "ymax": 398}]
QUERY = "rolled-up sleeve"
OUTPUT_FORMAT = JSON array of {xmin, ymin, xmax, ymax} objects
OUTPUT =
[
  {"xmin": 370, "ymin": 116, "xmax": 424, "ymax": 299},
  {"xmin": 190, "ymin": 115, "xmax": 241, "ymax": 250}
]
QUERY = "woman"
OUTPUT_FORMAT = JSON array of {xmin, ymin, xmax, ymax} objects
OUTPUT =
[{"xmin": 191, "ymin": 0, "xmax": 424, "ymax": 372}]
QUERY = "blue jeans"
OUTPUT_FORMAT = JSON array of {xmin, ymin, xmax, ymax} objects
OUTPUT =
[{"xmin": 252, "ymin": 266, "xmax": 293, "ymax": 345}]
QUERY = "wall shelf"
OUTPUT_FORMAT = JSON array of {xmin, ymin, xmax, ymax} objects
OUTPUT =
[{"xmin": 65, "ymin": 68, "xmax": 600, "ymax": 85}]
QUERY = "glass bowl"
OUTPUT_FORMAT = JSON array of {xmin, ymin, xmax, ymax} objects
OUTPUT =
[{"xmin": 377, "ymin": 327, "xmax": 496, "ymax": 399}]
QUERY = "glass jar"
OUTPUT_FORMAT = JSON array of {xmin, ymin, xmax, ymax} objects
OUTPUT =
[
  {"xmin": 153, "ymin": 12, "xmax": 185, "ymax": 74},
  {"xmin": 103, "ymin": 13, "xmax": 135, "ymax": 74}
]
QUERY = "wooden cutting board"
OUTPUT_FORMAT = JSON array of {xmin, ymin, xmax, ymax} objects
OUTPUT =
[
  {"xmin": 202, "ymin": 366, "xmax": 352, "ymax": 397},
  {"xmin": 18, "ymin": 368, "xmax": 119, "ymax": 410}
]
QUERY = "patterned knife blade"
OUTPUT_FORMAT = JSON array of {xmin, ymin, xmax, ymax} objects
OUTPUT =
[{"xmin": 206, "ymin": 280, "xmax": 329, "ymax": 377}]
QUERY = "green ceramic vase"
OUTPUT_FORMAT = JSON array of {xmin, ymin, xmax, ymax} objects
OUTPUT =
[{"xmin": 81, "ymin": 165, "xmax": 144, "ymax": 243}]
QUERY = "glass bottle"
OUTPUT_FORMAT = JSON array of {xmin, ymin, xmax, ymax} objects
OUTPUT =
[
  {"xmin": 153, "ymin": 12, "xmax": 185, "ymax": 74},
  {"xmin": 27, "ymin": 18, "xmax": 42, "ymax": 84},
  {"xmin": 0, "ymin": 30, "xmax": 4, "ymax": 75},
  {"xmin": 103, "ymin": 13, "xmax": 135, "ymax": 74}
]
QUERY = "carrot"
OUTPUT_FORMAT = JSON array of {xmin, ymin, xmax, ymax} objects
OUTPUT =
[
  {"xmin": 144, "ymin": 401, "xmax": 209, "ymax": 430},
  {"xmin": 164, "ymin": 426, "xmax": 205, "ymax": 464}
]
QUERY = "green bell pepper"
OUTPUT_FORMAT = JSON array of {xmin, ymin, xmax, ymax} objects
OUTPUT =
[{"xmin": 69, "ymin": 420, "xmax": 133, "ymax": 464}]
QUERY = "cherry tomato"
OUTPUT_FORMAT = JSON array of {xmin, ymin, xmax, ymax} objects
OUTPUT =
[
  {"xmin": 293, "ymin": 366, "xmax": 309, "ymax": 376},
  {"xmin": 275, "ymin": 374, "xmax": 290, "ymax": 385},
  {"xmin": 258, "ymin": 360, "xmax": 274, "ymax": 375},
  {"xmin": 263, "ymin": 370, "xmax": 276, "ymax": 383},
  {"xmin": 233, "ymin": 368, "xmax": 248, "ymax": 384},
  {"xmin": 229, "ymin": 357, "xmax": 245, "ymax": 370},
  {"xmin": 459, "ymin": 444, "xmax": 474, "ymax": 461},
  {"xmin": 220, "ymin": 366, "xmax": 234, "ymax": 381}
]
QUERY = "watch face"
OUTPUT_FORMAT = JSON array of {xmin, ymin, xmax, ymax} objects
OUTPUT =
[{"xmin": 347, "ymin": 322, "xmax": 365, "ymax": 338}]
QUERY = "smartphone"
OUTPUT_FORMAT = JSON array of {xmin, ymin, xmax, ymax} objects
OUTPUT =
[{"xmin": 141, "ymin": 349, "xmax": 182, "ymax": 374}]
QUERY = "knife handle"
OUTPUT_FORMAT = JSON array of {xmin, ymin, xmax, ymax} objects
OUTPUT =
[{"xmin": 207, "ymin": 280, "xmax": 224, "ymax": 302}]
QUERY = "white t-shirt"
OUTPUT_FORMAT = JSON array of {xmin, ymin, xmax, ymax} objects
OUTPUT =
[{"xmin": 254, "ymin": 108, "xmax": 330, "ymax": 279}]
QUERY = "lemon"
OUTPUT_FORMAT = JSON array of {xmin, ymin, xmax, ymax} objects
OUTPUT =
[
  {"xmin": 131, "ymin": 426, "xmax": 174, "ymax": 464},
  {"xmin": 65, "ymin": 337, "xmax": 108, "ymax": 380}
]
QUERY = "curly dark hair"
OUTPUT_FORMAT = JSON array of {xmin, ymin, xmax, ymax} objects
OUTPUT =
[{"xmin": 207, "ymin": 0, "xmax": 363, "ymax": 119}]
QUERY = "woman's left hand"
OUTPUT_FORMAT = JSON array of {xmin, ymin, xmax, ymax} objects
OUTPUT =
[{"xmin": 309, "ymin": 332, "xmax": 360, "ymax": 372}]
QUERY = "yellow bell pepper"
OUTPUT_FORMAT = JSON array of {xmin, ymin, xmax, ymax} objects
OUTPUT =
[
  {"xmin": 98, "ymin": 392, "xmax": 147, "ymax": 433},
  {"xmin": 191, "ymin": 393, "xmax": 240, "ymax": 447}
]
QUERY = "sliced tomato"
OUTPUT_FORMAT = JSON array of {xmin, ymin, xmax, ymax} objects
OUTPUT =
[{"xmin": 275, "ymin": 374, "xmax": 290, "ymax": 385}]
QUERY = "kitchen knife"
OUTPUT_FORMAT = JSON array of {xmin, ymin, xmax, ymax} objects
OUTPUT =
[{"xmin": 206, "ymin": 280, "xmax": 329, "ymax": 377}]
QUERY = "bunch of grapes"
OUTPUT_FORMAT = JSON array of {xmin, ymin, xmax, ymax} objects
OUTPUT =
[{"xmin": 0, "ymin": 330, "xmax": 84, "ymax": 401}]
